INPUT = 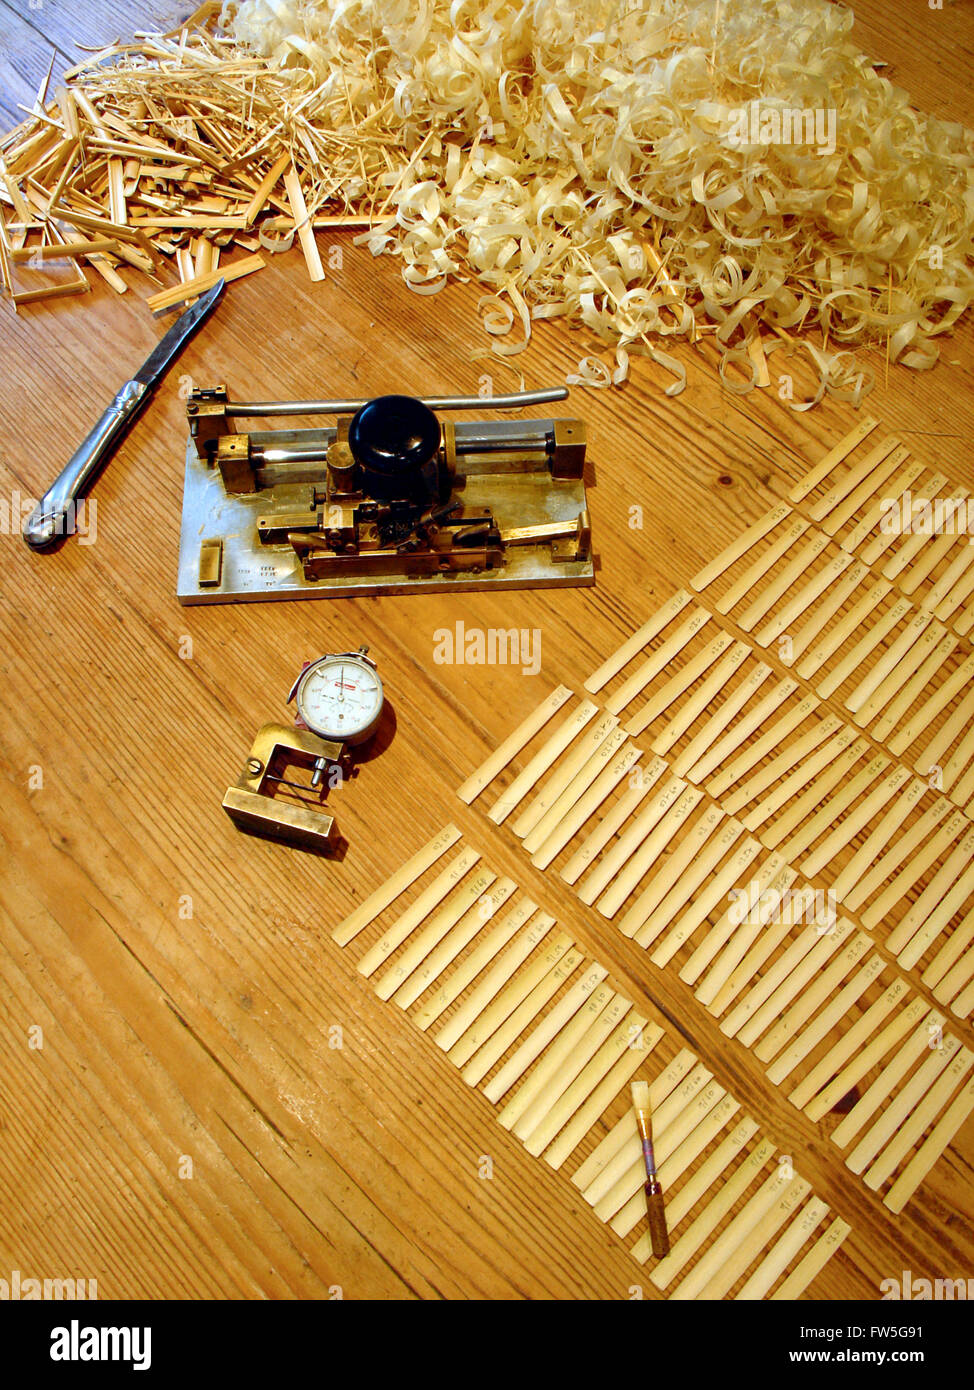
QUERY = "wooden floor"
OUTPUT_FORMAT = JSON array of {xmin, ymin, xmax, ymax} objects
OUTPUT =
[{"xmin": 2, "ymin": 0, "xmax": 973, "ymax": 1300}]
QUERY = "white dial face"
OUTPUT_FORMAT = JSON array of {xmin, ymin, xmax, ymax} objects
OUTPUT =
[{"xmin": 297, "ymin": 656, "xmax": 383, "ymax": 743}]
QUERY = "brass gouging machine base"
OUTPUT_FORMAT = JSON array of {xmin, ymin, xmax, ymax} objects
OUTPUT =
[{"xmin": 176, "ymin": 385, "xmax": 594, "ymax": 604}]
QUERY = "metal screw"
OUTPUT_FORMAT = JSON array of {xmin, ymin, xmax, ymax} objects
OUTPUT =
[{"xmin": 247, "ymin": 758, "xmax": 263, "ymax": 775}]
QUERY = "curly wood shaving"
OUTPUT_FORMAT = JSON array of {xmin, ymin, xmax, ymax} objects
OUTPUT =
[
  {"xmin": 221, "ymin": 0, "xmax": 973, "ymax": 398},
  {"xmin": 1, "ymin": 0, "xmax": 970, "ymax": 402}
]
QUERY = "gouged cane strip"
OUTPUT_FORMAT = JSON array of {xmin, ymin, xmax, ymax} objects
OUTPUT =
[
  {"xmin": 608, "ymin": 608, "xmax": 711, "ymax": 719},
  {"xmin": 709, "ymin": 694, "xmax": 820, "ymax": 804},
  {"xmin": 461, "ymin": 950, "xmax": 589, "ymax": 1089},
  {"xmin": 932, "ymin": 941, "xmax": 974, "ymax": 1009},
  {"xmin": 333, "ymin": 823, "xmax": 462, "ymax": 945},
  {"xmin": 796, "ymin": 578, "xmax": 892, "ymax": 681},
  {"xmin": 283, "ymin": 165, "xmax": 325, "ymax": 281},
  {"xmin": 790, "ymin": 976, "xmax": 910, "ymax": 1113},
  {"xmin": 833, "ymin": 1011, "xmax": 949, "ymax": 1155},
  {"xmin": 861, "ymin": 812, "xmax": 969, "ymax": 934},
  {"xmin": 560, "ymin": 756, "xmax": 667, "ymax": 887},
  {"xmin": 752, "ymin": 729, "xmax": 863, "ymax": 841},
  {"xmin": 934, "ymin": 553, "xmax": 974, "ymax": 623},
  {"xmin": 532, "ymin": 1013, "xmax": 658, "ymax": 1163},
  {"xmin": 895, "ymin": 859, "xmax": 974, "ymax": 974},
  {"xmin": 598, "ymin": 786, "xmax": 704, "ymax": 921},
  {"xmin": 844, "ymin": 458, "xmax": 925, "ymax": 554},
  {"xmin": 886, "ymin": 825, "xmax": 974, "ymax": 956},
  {"xmin": 730, "ymin": 713, "xmax": 844, "ymax": 823},
  {"xmin": 923, "ymin": 529, "xmax": 974, "ymax": 612},
  {"xmin": 818, "ymin": 443, "xmax": 911, "ymax": 536},
  {"xmin": 725, "ymin": 916, "xmax": 855, "ymax": 1044},
  {"xmin": 956, "ymin": 594, "xmax": 974, "ymax": 638},
  {"xmin": 765, "ymin": 953, "xmax": 886, "ymax": 1086},
  {"xmin": 621, "ymin": 803, "xmax": 728, "ymax": 941},
  {"xmin": 512, "ymin": 710, "xmax": 619, "ymax": 839},
  {"xmin": 668, "ymin": 659, "xmax": 773, "ymax": 776},
  {"xmin": 801, "ymin": 761, "xmax": 909, "ymax": 882},
  {"xmin": 789, "ymin": 417, "xmax": 880, "ymax": 504},
  {"xmin": 374, "ymin": 866, "xmax": 498, "ymax": 1000},
  {"xmin": 952, "ymin": 757, "xmax": 974, "ymax": 809},
  {"xmin": 850, "ymin": 800, "xmax": 959, "ymax": 921},
  {"xmin": 754, "ymin": 552, "xmax": 854, "ymax": 648},
  {"xmin": 608, "ymin": 1079, "xmax": 731, "ymax": 1235},
  {"xmin": 690, "ymin": 501, "xmax": 792, "ymax": 592},
  {"xmin": 653, "ymin": 1093, "xmax": 743, "ymax": 1197},
  {"xmin": 653, "ymin": 642, "xmax": 761, "ymax": 761},
  {"xmin": 389, "ymin": 876, "xmax": 516, "ymax": 1009},
  {"xmin": 511, "ymin": 990, "xmax": 630, "ymax": 1141},
  {"xmin": 686, "ymin": 677, "xmax": 797, "ymax": 786},
  {"xmin": 682, "ymin": 856, "xmax": 792, "ymax": 991},
  {"xmin": 668, "ymin": 1164, "xmax": 796, "ymax": 1301},
  {"xmin": 735, "ymin": 1197, "xmax": 830, "ymax": 1300},
  {"xmin": 954, "ymin": 977, "xmax": 974, "ymax": 1019},
  {"xmin": 894, "ymin": 850, "xmax": 972, "ymax": 973},
  {"xmin": 530, "ymin": 741, "xmax": 642, "ymax": 871},
  {"xmin": 716, "ymin": 515, "xmax": 810, "ymax": 616},
  {"xmin": 705, "ymin": 917, "xmax": 796, "ymax": 1021},
  {"xmin": 356, "ymin": 844, "xmax": 481, "ymax": 976},
  {"xmin": 775, "ymin": 748, "xmax": 887, "ymax": 863},
  {"xmin": 845, "ymin": 610, "xmax": 934, "ymax": 716},
  {"xmin": 633, "ymin": 814, "xmax": 745, "ymax": 952},
  {"xmin": 457, "ymin": 684, "xmax": 573, "ymax": 803},
  {"xmin": 645, "ymin": 640, "xmax": 751, "ymax": 753},
  {"xmin": 810, "ymin": 436, "xmax": 906, "ymax": 527},
  {"xmin": 889, "ymin": 651, "xmax": 974, "ymax": 759},
  {"xmin": 577, "ymin": 773, "xmax": 688, "ymax": 907},
  {"xmin": 621, "ymin": 631, "xmax": 735, "ymax": 736},
  {"xmin": 737, "ymin": 531, "xmax": 831, "ymax": 633},
  {"xmin": 650, "ymin": 835, "xmax": 763, "ymax": 969},
  {"xmin": 752, "ymin": 931, "xmax": 873, "ymax": 1065},
  {"xmin": 694, "ymin": 1177, "xmax": 814, "ymax": 1302},
  {"xmin": 523, "ymin": 725, "xmax": 629, "ymax": 855},
  {"xmin": 924, "ymin": 904, "xmax": 974, "ymax": 994},
  {"xmin": 884, "ymin": 1073, "xmax": 974, "ymax": 1214},
  {"xmin": 879, "ymin": 473, "xmax": 952, "ymax": 576},
  {"xmin": 770, "ymin": 1219, "xmax": 851, "ymax": 1300},
  {"xmin": 942, "ymin": 721, "xmax": 974, "ymax": 794},
  {"xmin": 910, "ymin": 683, "xmax": 974, "ymax": 776},
  {"xmin": 584, "ymin": 589, "xmax": 693, "ymax": 693},
  {"xmin": 644, "ymin": 1123, "xmax": 766, "ymax": 1281},
  {"xmin": 487, "ymin": 699, "xmax": 599, "ymax": 824},
  {"xmin": 544, "ymin": 1020, "xmax": 664, "ymax": 1171},
  {"xmin": 484, "ymin": 961, "xmax": 609, "ymax": 1106},
  {"xmin": 816, "ymin": 595, "xmax": 914, "ymax": 700},
  {"xmin": 900, "ymin": 510, "xmax": 971, "ymax": 596},
  {"xmin": 434, "ymin": 912, "xmax": 557, "ymax": 1053},
  {"xmin": 807, "ymin": 996, "xmax": 931, "ymax": 1124},
  {"xmin": 573, "ymin": 1049, "xmax": 697, "ymax": 1193},
  {"xmin": 832, "ymin": 774, "xmax": 926, "ymax": 905},
  {"xmin": 870, "ymin": 629, "xmax": 957, "ymax": 741},
  {"xmin": 411, "ymin": 897, "xmax": 538, "ymax": 1032},
  {"xmin": 864, "ymin": 1045, "xmax": 974, "ymax": 1192},
  {"xmin": 848, "ymin": 1033, "xmax": 964, "ymax": 1175},
  {"xmin": 459, "ymin": 942, "xmax": 584, "ymax": 1085},
  {"xmin": 786, "ymin": 559, "xmax": 870, "ymax": 663}
]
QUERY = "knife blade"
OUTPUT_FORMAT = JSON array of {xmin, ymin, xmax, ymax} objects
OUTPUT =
[{"xmin": 23, "ymin": 278, "xmax": 225, "ymax": 550}]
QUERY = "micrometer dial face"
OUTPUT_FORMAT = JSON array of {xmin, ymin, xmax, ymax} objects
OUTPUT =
[{"xmin": 295, "ymin": 654, "xmax": 383, "ymax": 745}]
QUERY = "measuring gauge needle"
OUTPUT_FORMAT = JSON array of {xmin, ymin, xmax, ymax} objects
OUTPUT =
[{"xmin": 23, "ymin": 278, "xmax": 225, "ymax": 550}]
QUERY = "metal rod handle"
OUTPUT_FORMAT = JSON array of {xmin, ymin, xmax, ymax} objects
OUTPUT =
[{"xmin": 228, "ymin": 387, "xmax": 568, "ymax": 418}]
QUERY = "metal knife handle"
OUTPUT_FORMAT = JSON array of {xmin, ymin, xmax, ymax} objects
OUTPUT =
[{"xmin": 22, "ymin": 379, "xmax": 150, "ymax": 549}]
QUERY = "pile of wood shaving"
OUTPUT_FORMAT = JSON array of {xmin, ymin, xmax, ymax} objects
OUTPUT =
[{"xmin": 2, "ymin": 0, "xmax": 972, "ymax": 406}]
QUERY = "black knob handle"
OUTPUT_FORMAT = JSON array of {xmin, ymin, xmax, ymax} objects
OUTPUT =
[{"xmin": 349, "ymin": 395, "xmax": 441, "ymax": 503}]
